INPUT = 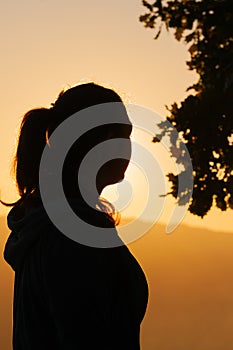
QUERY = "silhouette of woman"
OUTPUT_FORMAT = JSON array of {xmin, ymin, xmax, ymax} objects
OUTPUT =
[{"xmin": 3, "ymin": 83, "xmax": 148, "ymax": 349}]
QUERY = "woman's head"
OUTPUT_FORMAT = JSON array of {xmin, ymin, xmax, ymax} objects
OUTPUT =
[{"xmin": 4, "ymin": 83, "xmax": 132, "ymax": 210}]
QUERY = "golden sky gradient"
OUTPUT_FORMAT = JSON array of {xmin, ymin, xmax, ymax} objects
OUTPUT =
[{"xmin": 0, "ymin": 0, "xmax": 232, "ymax": 232}]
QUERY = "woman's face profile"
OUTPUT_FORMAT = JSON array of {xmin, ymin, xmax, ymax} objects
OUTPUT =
[{"xmin": 96, "ymin": 125, "xmax": 132, "ymax": 192}]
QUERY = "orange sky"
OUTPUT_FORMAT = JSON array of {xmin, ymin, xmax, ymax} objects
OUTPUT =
[
  {"xmin": 1, "ymin": 3, "xmax": 233, "ymax": 350},
  {"xmin": 0, "ymin": 0, "xmax": 232, "ymax": 233}
]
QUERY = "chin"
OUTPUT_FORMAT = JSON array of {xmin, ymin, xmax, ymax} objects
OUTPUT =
[
  {"xmin": 115, "ymin": 173, "xmax": 125, "ymax": 184},
  {"xmin": 118, "ymin": 174, "xmax": 125, "ymax": 182},
  {"xmin": 107, "ymin": 173, "xmax": 125, "ymax": 187}
]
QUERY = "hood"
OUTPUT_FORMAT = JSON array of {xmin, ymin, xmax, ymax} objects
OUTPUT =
[
  {"xmin": 4, "ymin": 198, "xmax": 117, "ymax": 272},
  {"xmin": 4, "ymin": 203, "xmax": 51, "ymax": 271}
]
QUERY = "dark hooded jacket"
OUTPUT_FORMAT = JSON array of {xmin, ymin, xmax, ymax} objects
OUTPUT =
[{"xmin": 4, "ymin": 199, "xmax": 148, "ymax": 350}]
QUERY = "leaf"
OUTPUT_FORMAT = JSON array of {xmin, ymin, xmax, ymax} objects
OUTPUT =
[
  {"xmin": 175, "ymin": 27, "xmax": 184, "ymax": 41},
  {"xmin": 139, "ymin": 13, "xmax": 150, "ymax": 23},
  {"xmin": 228, "ymin": 195, "xmax": 233, "ymax": 209},
  {"xmin": 185, "ymin": 32, "xmax": 196, "ymax": 43},
  {"xmin": 142, "ymin": 0, "xmax": 154, "ymax": 12},
  {"xmin": 188, "ymin": 43, "xmax": 198, "ymax": 56},
  {"xmin": 154, "ymin": 25, "xmax": 162, "ymax": 39},
  {"xmin": 152, "ymin": 136, "xmax": 161, "ymax": 143}
]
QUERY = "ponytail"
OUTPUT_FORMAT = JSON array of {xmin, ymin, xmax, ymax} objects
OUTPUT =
[{"xmin": 0, "ymin": 108, "xmax": 51, "ymax": 207}]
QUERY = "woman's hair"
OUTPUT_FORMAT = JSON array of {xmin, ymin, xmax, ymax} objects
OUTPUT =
[{"xmin": 1, "ymin": 83, "xmax": 132, "ymax": 224}]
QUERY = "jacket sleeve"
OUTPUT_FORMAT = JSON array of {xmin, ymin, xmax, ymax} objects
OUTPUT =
[{"xmin": 41, "ymin": 228, "xmax": 135, "ymax": 350}]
